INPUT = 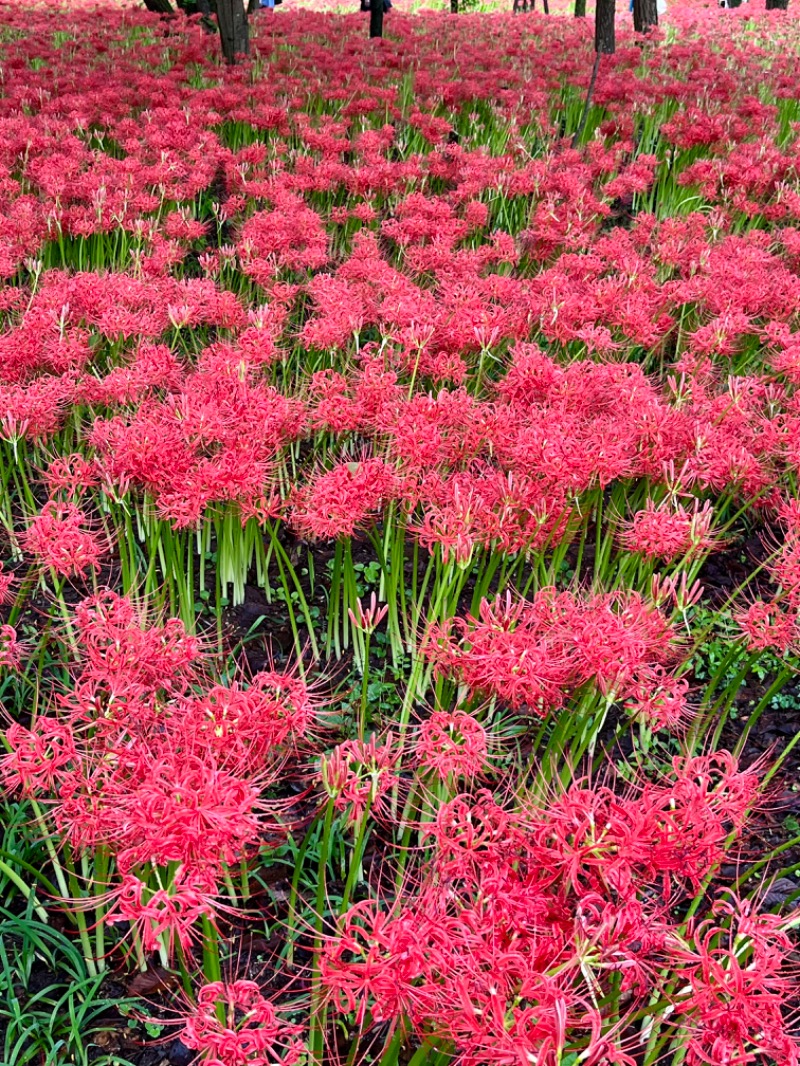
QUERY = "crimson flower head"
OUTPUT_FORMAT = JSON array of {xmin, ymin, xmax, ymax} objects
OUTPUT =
[
  {"xmin": 23, "ymin": 500, "xmax": 106, "ymax": 579},
  {"xmin": 734, "ymin": 599, "xmax": 798, "ymax": 654},
  {"xmin": 624, "ymin": 668, "xmax": 692, "ymax": 732},
  {"xmin": 183, "ymin": 667, "xmax": 323, "ymax": 766},
  {"xmin": 108, "ymin": 869, "xmax": 218, "ymax": 958},
  {"xmin": 675, "ymin": 894, "xmax": 800, "ymax": 1066},
  {"xmin": 320, "ymin": 734, "xmax": 399, "ymax": 825},
  {"xmin": 72, "ymin": 590, "xmax": 200, "ymax": 697},
  {"xmin": 0, "ymin": 624, "xmax": 20, "ymax": 671},
  {"xmin": 1, "ymin": 717, "xmax": 76, "ymax": 794},
  {"xmin": 428, "ymin": 588, "xmax": 680, "ymax": 716},
  {"xmin": 619, "ymin": 498, "xmax": 718, "ymax": 561},
  {"xmin": 113, "ymin": 752, "xmax": 263, "ymax": 874},
  {"xmin": 415, "ymin": 709, "xmax": 489, "ymax": 783},
  {"xmin": 181, "ymin": 981, "xmax": 306, "ymax": 1066},
  {"xmin": 0, "ymin": 562, "xmax": 15, "ymax": 606},
  {"xmin": 290, "ymin": 457, "xmax": 398, "ymax": 542},
  {"xmin": 43, "ymin": 453, "xmax": 98, "ymax": 499}
]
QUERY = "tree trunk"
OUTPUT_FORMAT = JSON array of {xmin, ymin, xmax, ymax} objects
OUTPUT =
[
  {"xmin": 633, "ymin": 0, "xmax": 658, "ymax": 30},
  {"xmin": 217, "ymin": 0, "xmax": 249, "ymax": 63},
  {"xmin": 370, "ymin": 0, "xmax": 384, "ymax": 38},
  {"xmin": 192, "ymin": 0, "xmax": 216, "ymax": 31},
  {"xmin": 451, "ymin": 0, "xmax": 458, "ymax": 10},
  {"xmin": 595, "ymin": 0, "xmax": 616, "ymax": 53},
  {"xmin": 574, "ymin": 0, "xmax": 586, "ymax": 14},
  {"xmin": 248, "ymin": 0, "xmax": 260, "ymax": 11},
  {"xmin": 766, "ymin": 0, "xmax": 789, "ymax": 9},
  {"xmin": 143, "ymin": 0, "xmax": 174, "ymax": 11},
  {"xmin": 542, "ymin": 0, "xmax": 549, "ymax": 11}
]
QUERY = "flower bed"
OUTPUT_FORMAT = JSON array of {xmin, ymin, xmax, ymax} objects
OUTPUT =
[{"xmin": 1, "ymin": 3, "xmax": 800, "ymax": 1064}]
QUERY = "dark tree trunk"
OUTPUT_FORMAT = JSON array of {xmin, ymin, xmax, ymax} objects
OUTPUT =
[
  {"xmin": 451, "ymin": 0, "xmax": 458, "ymax": 11},
  {"xmin": 248, "ymin": 0, "xmax": 260, "ymax": 11},
  {"xmin": 143, "ymin": 0, "xmax": 174, "ymax": 11},
  {"xmin": 542, "ymin": 0, "xmax": 549, "ymax": 11},
  {"xmin": 194, "ymin": 0, "xmax": 216, "ymax": 31},
  {"xmin": 217, "ymin": 0, "xmax": 249, "ymax": 63},
  {"xmin": 369, "ymin": 0, "xmax": 384, "ymax": 38},
  {"xmin": 766, "ymin": 0, "xmax": 789, "ymax": 9},
  {"xmin": 574, "ymin": 0, "xmax": 586, "ymax": 14},
  {"xmin": 571, "ymin": 0, "xmax": 613, "ymax": 150},
  {"xmin": 595, "ymin": 0, "xmax": 616, "ymax": 53},
  {"xmin": 633, "ymin": 0, "xmax": 657, "ymax": 31}
]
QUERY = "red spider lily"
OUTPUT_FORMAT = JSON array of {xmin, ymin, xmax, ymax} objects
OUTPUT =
[
  {"xmin": 23, "ymin": 500, "xmax": 106, "ymax": 579},
  {"xmin": 672, "ymin": 897, "xmax": 800, "ymax": 1066},
  {"xmin": 428, "ymin": 588, "xmax": 680, "ymax": 715},
  {"xmin": 289, "ymin": 457, "xmax": 399, "ymax": 542},
  {"xmin": 619, "ymin": 498, "xmax": 718, "ymax": 561},
  {"xmin": 180, "ymin": 668, "xmax": 325, "ymax": 764},
  {"xmin": 1, "ymin": 592, "xmax": 319, "ymax": 963},
  {"xmin": 89, "ymin": 361, "xmax": 305, "ymax": 529},
  {"xmin": 239, "ymin": 191, "xmax": 329, "ymax": 282},
  {"xmin": 624, "ymin": 668, "xmax": 693, "ymax": 731},
  {"xmin": 734, "ymin": 599, "xmax": 798, "ymax": 654},
  {"xmin": 107, "ymin": 869, "xmax": 220, "ymax": 958},
  {"xmin": 72, "ymin": 590, "xmax": 200, "ymax": 697},
  {"xmin": 325, "ymin": 755, "xmax": 774, "ymax": 1066},
  {"xmin": 415, "ymin": 709, "xmax": 489, "ymax": 782},
  {"xmin": 76, "ymin": 342, "xmax": 185, "ymax": 408},
  {"xmin": 181, "ymin": 980, "xmax": 306, "ymax": 1066},
  {"xmin": 3, "ymin": 7, "xmax": 800, "ymax": 1063},
  {"xmin": 1, "ymin": 718, "xmax": 77, "ymax": 794},
  {"xmin": 320, "ymin": 734, "xmax": 400, "ymax": 825},
  {"xmin": 42, "ymin": 453, "xmax": 99, "ymax": 499},
  {"xmin": 348, "ymin": 593, "xmax": 389, "ymax": 635},
  {"xmin": 0, "ymin": 563, "xmax": 15, "ymax": 606}
]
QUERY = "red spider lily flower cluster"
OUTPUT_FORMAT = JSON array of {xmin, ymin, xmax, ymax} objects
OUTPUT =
[
  {"xmin": 618, "ymin": 498, "xmax": 718, "ymax": 561},
  {"xmin": 0, "ymin": 3, "xmax": 800, "ymax": 1065},
  {"xmin": 323, "ymin": 755, "xmax": 797, "ymax": 1066},
  {"xmin": 428, "ymin": 589, "xmax": 682, "ymax": 720},
  {"xmin": 23, "ymin": 500, "xmax": 106, "ymax": 578},
  {"xmin": 415, "ymin": 709, "xmax": 489, "ymax": 782},
  {"xmin": 320, "ymin": 733, "xmax": 400, "ymax": 825},
  {"xmin": 181, "ymin": 981, "xmax": 306, "ymax": 1066},
  {"xmin": 736, "ymin": 500, "xmax": 800, "ymax": 654},
  {"xmin": 0, "ymin": 591, "xmax": 321, "ymax": 956}
]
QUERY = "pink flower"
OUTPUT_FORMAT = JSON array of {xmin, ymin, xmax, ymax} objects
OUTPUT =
[
  {"xmin": 23, "ymin": 500, "xmax": 105, "ymax": 578},
  {"xmin": 181, "ymin": 981, "xmax": 305, "ymax": 1065}
]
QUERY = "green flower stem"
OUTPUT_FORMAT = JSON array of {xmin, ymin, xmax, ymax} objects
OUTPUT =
[
  {"xmin": 201, "ymin": 915, "xmax": 225, "ymax": 1022},
  {"xmin": 359, "ymin": 631, "xmax": 372, "ymax": 741},
  {"xmin": 284, "ymin": 810, "xmax": 322, "ymax": 967},
  {"xmin": 309, "ymin": 800, "xmax": 335, "ymax": 1066},
  {"xmin": 340, "ymin": 806, "xmax": 371, "ymax": 917},
  {"xmin": 63, "ymin": 846, "xmax": 98, "ymax": 979}
]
